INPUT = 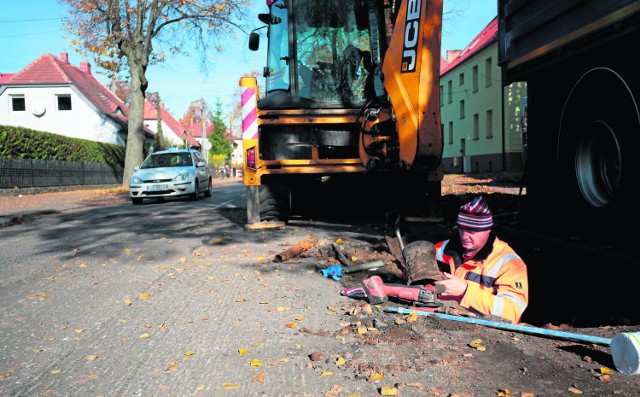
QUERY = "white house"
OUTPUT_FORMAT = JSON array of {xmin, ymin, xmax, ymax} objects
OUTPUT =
[{"xmin": 0, "ymin": 51, "xmax": 153, "ymax": 146}]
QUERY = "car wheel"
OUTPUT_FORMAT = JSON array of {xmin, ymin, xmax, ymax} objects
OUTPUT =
[
  {"xmin": 191, "ymin": 182, "xmax": 200, "ymax": 201},
  {"xmin": 132, "ymin": 197, "xmax": 143, "ymax": 205},
  {"xmin": 204, "ymin": 178, "xmax": 213, "ymax": 198}
]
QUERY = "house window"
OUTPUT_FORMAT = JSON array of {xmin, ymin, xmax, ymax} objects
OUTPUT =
[
  {"xmin": 57, "ymin": 94, "xmax": 72, "ymax": 111},
  {"xmin": 486, "ymin": 109, "xmax": 493, "ymax": 138},
  {"xmin": 11, "ymin": 95, "xmax": 26, "ymax": 111},
  {"xmin": 473, "ymin": 113, "xmax": 479, "ymax": 140},
  {"xmin": 485, "ymin": 57, "xmax": 492, "ymax": 87},
  {"xmin": 472, "ymin": 65, "xmax": 479, "ymax": 93},
  {"xmin": 447, "ymin": 80, "xmax": 452, "ymax": 104},
  {"xmin": 448, "ymin": 121, "xmax": 453, "ymax": 144},
  {"xmin": 459, "ymin": 100, "xmax": 465, "ymax": 119},
  {"xmin": 458, "ymin": 73, "xmax": 464, "ymax": 86}
]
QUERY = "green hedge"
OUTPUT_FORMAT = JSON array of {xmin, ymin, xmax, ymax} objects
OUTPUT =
[{"xmin": 0, "ymin": 125, "xmax": 125, "ymax": 165}]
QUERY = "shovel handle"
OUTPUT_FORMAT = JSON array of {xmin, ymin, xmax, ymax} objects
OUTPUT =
[{"xmin": 342, "ymin": 260, "xmax": 384, "ymax": 274}]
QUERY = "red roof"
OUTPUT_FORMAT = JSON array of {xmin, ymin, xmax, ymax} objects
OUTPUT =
[
  {"xmin": 441, "ymin": 17, "xmax": 497, "ymax": 76},
  {"xmin": 0, "ymin": 73, "xmax": 14, "ymax": 84},
  {"xmin": 4, "ymin": 52, "xmax": 152, "ymax": 136},
  {"xmin": 186, "ymin": 120, "xmax": 215, "ymax": 139},
  {"xmin": 144, "ymin": 100, "xmax": 199, "ymax": 147}
]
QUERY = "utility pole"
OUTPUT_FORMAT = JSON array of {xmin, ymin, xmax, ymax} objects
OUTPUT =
[{"xmin": 201, "ymin": 99, "xmax": 207, "ymax": 161}]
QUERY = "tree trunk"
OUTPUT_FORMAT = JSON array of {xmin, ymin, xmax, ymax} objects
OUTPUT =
[{"xmin": 122, "ymin": 64, "xmax": 147, "ymax": 187}]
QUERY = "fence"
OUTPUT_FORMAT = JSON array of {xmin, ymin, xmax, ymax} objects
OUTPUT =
[{"xmin": 0, "ymin": 156, "xmax": 123, "ymax": 189}]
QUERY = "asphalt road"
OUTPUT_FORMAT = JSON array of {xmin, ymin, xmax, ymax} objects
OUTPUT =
[{"xmin": 0, "ymin": 182, "xmax": 401, "ymax": 396}]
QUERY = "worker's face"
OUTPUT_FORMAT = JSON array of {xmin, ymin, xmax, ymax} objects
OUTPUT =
[{"xmin": 458, "ymin": 228, "xmax": 491, "ymax": 252}]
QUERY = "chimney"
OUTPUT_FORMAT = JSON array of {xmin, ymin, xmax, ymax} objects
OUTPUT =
[
  {"xmin": 80, "ymin": 62, "xmax": 91, "ymax": 75},
  {"xmin": 60, "ymin": 52, "xmax": 69, "ymax": 63},
  {"xmin": 447, "ymin": 50, "xmax": 462, "ymax": 61}
]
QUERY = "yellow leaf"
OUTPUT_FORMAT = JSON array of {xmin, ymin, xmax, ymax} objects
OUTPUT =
[
  {"xmin": 599, "ymin": 367, "xmax": 614, "ymax": 374},
  {"xmin": 238, "ymin": 348, "xmax": 251, "ymax": 355},
  {"xmin": 476, "ymin": 345, "xmax": 487, "ymax": 352},
  {"xmin": 252, "ymin": 373, "xmax": 265, "ymax": 383},
  {"xmin": 380, "ymin": 386, "xmax": 398, "ymax": 396},
  {"xmin": 568, "ymin": 386, "xmax": 583, "ymax": 394},
  {"xmin": 257, "ymin": 256, "xmax": 265, "ymax": 261},
  {"xmin": 180, "ymin": 257, "xmax": 187, "ymax": 262},
  {"xmin": 185, "ymin": 351, "xmax": 196, "ymax": 356},
  {"xmin": 222, "ymin": 382, "xmax": 240, "ymax": 389},
  {"xmin": 125, "ymin": 248, "xmax": 130, "ymax": 253},
  {"xmin": 139, "ymin": 292, "xmax": 150, "ymax": 300},
  {"xmin": 211, "ymin": 238, "xmax": 222, "ymax": 244},
  {"xmin": 276, "ymin": 306, "xmax": 291, "ymax": 312},
  {"xmin": 351, "ymin": 256, "xmax": 357, "ymax": 262},
  {"xmin": 469, "ymin": 339, "xmax": 483, "ymax": 347},
  {"xmin": 320, "ymin": 371, "xmax": 333, "ymax": 376},
  {"xmin": 138, "ymin": 333, "xmax": 150, "ymax": 339},
  {"xmin": 196, "ymin": 385, "xmax": 205, "ymax": 391},
  {"xmin": 521, "ymin": 393, "xmax": 534, "ymax": 397},
  {"xmin": 79, "ymin": 263, "xmax": 87, "ymax": 268},
  {"xmin": 251, "ymin": 342, "xmax": 263, "ymax": 347},
  {"xmin": 166, "ymin": 363, "xmax": 178, "ymax": 372},
  {"xmin": 294, "ymin": 316, "xmax": 304, "ymax": 321},
  {"xmin": 406, "ymin": 311, "xmax": 418, "ymax": 323},
  {"xmin": 74, "ymin": 328, "xmax": 84, "ymax": 333},
  {"xmin": 335, "ymin": 356, "xmax": 346, "ymax": 366},
  {"xmin": 369, "ymin": 372, "xmax": 384, "ymax": 381},
  {"xmin": 119, "ymin": 319, "xmax": 127, "ymax": 323},
  {"xmin": 123, "ymin": 298, "xmax": 132, "ymax": 306},
  {"xmin": 86, "ymin": 355, "xmax": 98, "ymax": 361},
  {"xmin": 285, "ymin": 322, "xmax": 297, "ymax": 328},
  {"xmin": 51, "ymin": 369, "xmax": 62, "ymax": 374},
  {"xmin": 335, "ymin": 238, "xmax": 343, "ymax": 243},
  {"xmin": 235, "ymin": 297, "xmax": 246, "ymax": 302},
  {"xmin": 350, "ymin": 308, "xmax": 359, "ymax": 316},
  {"xmin": 250, "ymin": 359, "xmax": 263, "ymax": 367}
]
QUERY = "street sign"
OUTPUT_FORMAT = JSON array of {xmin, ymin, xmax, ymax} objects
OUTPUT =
[{"xmin": 203, "ymin": 141, "xmax": 212, "ymax": 150}]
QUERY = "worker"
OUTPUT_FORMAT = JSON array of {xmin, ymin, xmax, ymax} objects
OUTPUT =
[{"xmin": 432, "ymin": 195, "xmax": 529, "ymax": 324}]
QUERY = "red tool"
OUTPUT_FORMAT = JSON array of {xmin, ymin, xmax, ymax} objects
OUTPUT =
[{"xmin": 361, "ymin": 275, "xmax": 445, "ymax": 307}]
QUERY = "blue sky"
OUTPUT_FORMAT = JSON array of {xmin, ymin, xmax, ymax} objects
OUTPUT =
[{"xmin": 0, "ymin": 0, "xmax": 496, "ymax": 127}]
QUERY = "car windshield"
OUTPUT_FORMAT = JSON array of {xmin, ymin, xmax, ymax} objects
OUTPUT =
[{"xmin": 140, "ymin": 153, "xmax": 193, "ymax": 169}]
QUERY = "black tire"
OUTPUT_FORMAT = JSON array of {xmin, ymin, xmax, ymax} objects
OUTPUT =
[
  {"xmin": 190, "ymin": 181, "xmax": 200, "ymax": 201},
  {"xmin": 259, "ymin": 182, "xmax": 291, "ymax": 222},
  {"xmin": 557, "ymin": 67, "xmax": 639, "ymax": 225},
  {"xmin": 132, "ymin": 197, "xmax": 143, "ymax": 205},
  {"xmin": 204, "ymin": 178, "xmax": 212, "ymax": 198}
]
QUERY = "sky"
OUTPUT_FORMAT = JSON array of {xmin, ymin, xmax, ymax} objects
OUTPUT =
[{"xmin": 0, "ymin": 0, "xmax": 497, "ymax": 130}]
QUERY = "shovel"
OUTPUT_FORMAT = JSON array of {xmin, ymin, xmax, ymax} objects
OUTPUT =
[{"xmin": 320, "ymin": 260, "xmax": 384, "ymax": 281}]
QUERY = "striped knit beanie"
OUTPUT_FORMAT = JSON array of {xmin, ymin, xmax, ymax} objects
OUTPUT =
[{"xmin": 457, "ymin": 196, "xmax": 493, "ymax": 231}]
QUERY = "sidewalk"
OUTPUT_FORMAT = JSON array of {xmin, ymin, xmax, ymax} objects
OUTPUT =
[{"xmin": 0, "ymin": 177, "xmax": 241, "ymax": 228}]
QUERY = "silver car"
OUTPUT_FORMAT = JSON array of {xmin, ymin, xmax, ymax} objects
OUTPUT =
[{"xmin": 129, "ymin": 148, "xmax": 213, "ymax": 204}]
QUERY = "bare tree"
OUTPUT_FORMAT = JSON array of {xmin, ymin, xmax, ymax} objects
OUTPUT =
[{"xmin": 60, "ymin": 0, "xmax": 251, "ymax": 186}]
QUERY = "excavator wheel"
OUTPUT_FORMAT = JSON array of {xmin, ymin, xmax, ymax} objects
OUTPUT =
[{"xmin": 259, "ymin": 182, "xmax": 291, "ymax": 223}]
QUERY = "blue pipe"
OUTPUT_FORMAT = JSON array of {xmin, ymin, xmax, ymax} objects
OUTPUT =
[{"xmin": 386, "ymin": 307, "xmax": 612, "ymax": 346}]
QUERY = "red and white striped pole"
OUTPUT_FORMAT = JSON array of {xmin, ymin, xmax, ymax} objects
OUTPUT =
[{"xmin": 240, "ymin": 77, "xmax": 258, "ymax": 139}]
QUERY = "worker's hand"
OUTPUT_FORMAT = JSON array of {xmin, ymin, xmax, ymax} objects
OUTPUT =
[{"xmin": 435, "ymin": 272, "xmax": 467, "ymax": 298}]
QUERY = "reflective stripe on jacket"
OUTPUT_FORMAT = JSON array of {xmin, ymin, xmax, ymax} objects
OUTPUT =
[{"xmin": 435, "ymin": 235, "xmax": 528, "ymax": 324}]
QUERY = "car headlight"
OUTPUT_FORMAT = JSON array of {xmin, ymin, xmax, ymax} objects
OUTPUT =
[
  {"xmin": 174, "ymin": 173, "xmax": 190, "ymax": 181},
  {"xmin": 131, "ymin": 175, "xmax": 142, "ymax": 184}
]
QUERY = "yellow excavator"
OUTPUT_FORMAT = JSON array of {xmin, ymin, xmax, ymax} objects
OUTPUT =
[{"xmin": 240, "ymin": 0, "xmax": 443, "ymax": 226}]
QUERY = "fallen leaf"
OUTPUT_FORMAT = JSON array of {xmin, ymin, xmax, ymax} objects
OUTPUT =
[
  {"xmin": 599, "ymin": 367, "xmax": 614, "ymax": 374},
  {"xmin": 196, "ymin": 385, "xmax": 205, "ymax": 391},
  {"xmin": 123, "ymin": 298, "xmax": 132, "ymax": 306},
  {"xmin": 235, "ymin": 297, "xmax": 246, "ymax": 302},
  {"xmin": 86, "ymin": 355, "xmax": 98, "ymax": 361},
  {"xmin": 320, "ymin": 371, "xmax": 333, "ymax": 376},
  {"xmin": 406, "ymin": 311, "xmax": 418, "ymax": 323},
  {"xmin": 335, "ymin": 356, "xmax": 346, "ymax": 366},
  {"xmin": 74, "ymin": 328, "xmax": 84, "ymax": 333},
  {"xmin": 405, "ymin": 382, "xmax": 425, "ymax": 389},
  {"xmin": 521, "ymin": 393, "xmax": 534, "ymax": 397},
  {"xmin": 380, "ymin": 386, "xmax": 398, "ymax": 396},
  {"xmin": 238, "ymin": 348, "xmax": 251, "ymax": 355},
  {"xmin": 166, "ymin": 363, "xmax": 178, "ymax": 372},
  {"xmin": 139, "ymin": 292, "xmax": 151, "ymax": 300},
  {"xmin": 335, "ymin": 238, "xmax": 343, "ymax": 243},
  {"xmin": 125, "ymin": 248, "xmax": 130, "ymax": 253},
  {"xmin": 251, "ymin": 342, "xmax": 263, "ymax": 347},
  {"xmin": 250, "ymin": 359, "xmax": 263, "ymax": 367},
  {"xmin": 222, "ymin": 382, "xmax": 240, "ymax": 389},
  {"xmin": 180, "ymin": 258, "xmax": 187, "ymax": 263},
  {"xmin": 568, "ymin": 386, "xmax": 583, "ymax": 394},
  {"xmin": 252, "ymin": 373, "xmax": 265, "ymax": 383},
  {"xmin": 185, "ymin": 351, "xmax": 196, "ymax": 356},
  {"xmin": 79, "ymin": 263, "xmax": 87, "ymax": 268},
  {"xmin": 469, "ymin": 339, "xmax": 483, "ymax": 347},
  {"xmin": 51, "ymin": 369, "xmax": 62, "ymax": 374},
  {"xmin": 368, "ymin": 372, "xmax": 384, "ymax": 381},
  {"xmin": 138, "ymin": 333, "xmax": 150, "ymax": 339},
  {"xmin": 285, "ymin": 322, "xmax": 297, "ymax": 328}
]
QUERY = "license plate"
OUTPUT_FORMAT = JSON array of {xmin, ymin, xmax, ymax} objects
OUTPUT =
[{"xmin": 147, "ymin": 184, "xmax": 168, "ymax": 191}]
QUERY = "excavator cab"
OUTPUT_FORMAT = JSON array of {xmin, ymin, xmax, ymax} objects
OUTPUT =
[{"xmin": 251, "ymin": 0, "xmax": 386, "ymax": 109}]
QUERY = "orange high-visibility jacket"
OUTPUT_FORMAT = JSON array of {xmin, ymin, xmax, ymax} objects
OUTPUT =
[{"xmin": 435, "ymin": 233, "xmax": 529, "ymax": 324}]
